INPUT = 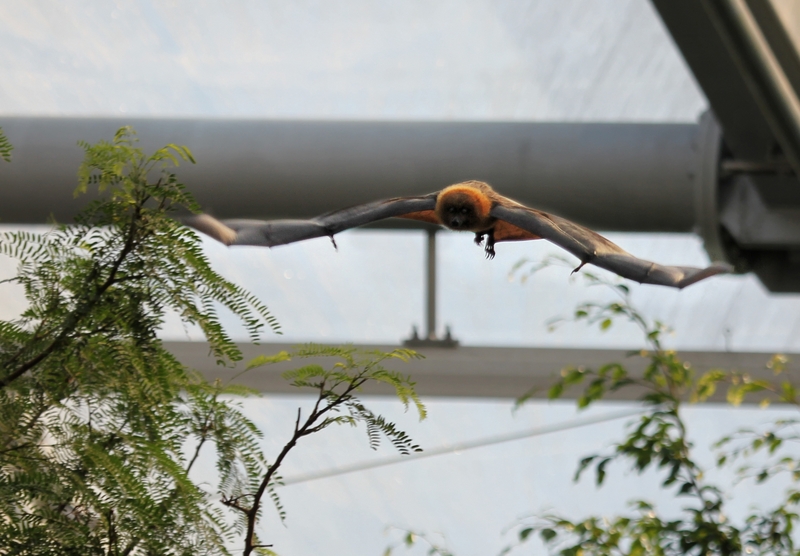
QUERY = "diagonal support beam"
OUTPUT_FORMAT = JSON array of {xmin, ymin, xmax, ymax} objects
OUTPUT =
[{"xmin": 652, "ymin": 0, "xmax": 800, "ymax": 173}]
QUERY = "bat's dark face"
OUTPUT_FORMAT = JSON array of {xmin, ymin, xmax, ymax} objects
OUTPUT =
[{"xmin": 437, "ymin": 193, "xmax": 482, "ymax": 231}]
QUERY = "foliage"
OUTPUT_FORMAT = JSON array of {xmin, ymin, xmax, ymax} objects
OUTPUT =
[
  {"xmin": 0, "ymin": 128, "xmax": 426, "ymax": 555},
  {"xmin": 503, "ymin": 260, "xmax": 800, "ymax": 555},
  {"xmin": 383, "ymin": 527, "xmax": 455, "ymax": 556},
  {"xmin": 225, "ymin": 346, "xmax": 426, "ymax": 555},
  {"xmin": 0, "ymin": 126, "xmax": 277, "ymax": 555},
  {"xmin": 0, "ymin": 125, "xmax": 11, "ymax": 162}
]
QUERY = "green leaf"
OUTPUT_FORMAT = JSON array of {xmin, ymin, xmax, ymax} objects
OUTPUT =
[
  {"xmin": 0, "ymin": 125, "xmax": 12, "ymax": 162},
  {"xmin": 596, "ymin": 457, "xmax": 610, "ymax": 485},
  {"xmin": 519, "ymin": 527, "xmax": 534, "ymax": 540},
  {"xmin": 727, "ymin": 385, "xmax": 745, "ymax": 406},
  {"xmin": 781, "ymin": 381, "xmax": 796, "ymax": 403},
  {"xmin": 561, "ymin": 367, "xmax": 587, "ymax": 387},
  {"xmin": 540, "ymin": 528, "xmax": 557, "ymax": 541},
  {"xmin": 247, "ymin": 351, "xmax": 292, "ymax": 370},
  {"xmin": 548, "ymin": 382, "xmax": 565, "ymax": 399},
  {"xmin": 768, "ymin": 354, "xmax": 788, "ymax": 374},
  {"xmin": 692, "ymin": 369, "xmax": 726, "ymax": 402}
]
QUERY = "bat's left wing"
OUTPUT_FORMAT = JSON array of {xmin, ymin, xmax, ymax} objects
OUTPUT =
[
  {"xmin": 183, "ymin": 194, "xmax": 438, "ymax": 247},
  {"xmin": 491, "ymin": 204, "xmax": 732, "ymax": 289}
]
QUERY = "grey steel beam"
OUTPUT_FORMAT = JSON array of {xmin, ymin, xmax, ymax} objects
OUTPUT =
[
  {"xmin": 402, "ymin": 228, "xmax": 459, "ymax": 348},
  {"xmin": 746, "ymin": 0, "xmax": 800, "ymax": 103},
  {"xmin": 651, "ymin": 0, "xmax": 776, "ymax": 160},
  {"xmin": 5, "ymin": 115, "xmax": 800, "ymax": 290},
  {"xmin": 653, "ymin": 0, "xmax": 800, "ymax": 173},
  {"xmin": 426, "ymin": 230, "xmax": 437, "ymax": 339},
  {"xmin": 0, "ymin": 117, "xmax": 701, "ymax": 232},
  {"xmin": 652, "ymin": 0, "xmax": 800, "ymax": 290},
  {"xmin": 704, "ymin": 0, "xmax": 800, "ymax": 176},
  {"xmin": 169, "ymin": 341, "xmax": 793, "ymax": 403}
]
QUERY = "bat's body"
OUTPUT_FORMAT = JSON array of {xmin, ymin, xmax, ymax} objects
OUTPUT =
[{"xmin": 185, "ymin": 181, "xmax": 732, "ymax": 289}]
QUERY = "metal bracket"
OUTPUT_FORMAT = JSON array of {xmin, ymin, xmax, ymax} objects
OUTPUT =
[{"xmin": 694, "ymin": 110, "xmax": 728, "ymax": 263}]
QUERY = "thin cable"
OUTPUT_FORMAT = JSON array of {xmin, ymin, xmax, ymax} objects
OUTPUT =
[{"xmin": 280, "ymin": 406, "xmax": 647, "ymax": 486}]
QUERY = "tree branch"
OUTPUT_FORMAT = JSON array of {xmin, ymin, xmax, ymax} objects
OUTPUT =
[
  {"xmin": 0, "ymin": 198, "xmax": 146, "ymax": 388},
  {"xmin": 239, "ymin": 376, "xmax": 364, "ymax": 556}
]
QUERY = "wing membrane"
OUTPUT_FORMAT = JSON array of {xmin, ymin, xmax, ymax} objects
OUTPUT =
[
  {"xmin": 491, "ymin": 205, "xmax": 732, "ymax": 288},
  {"xmin": 184, "ymin": 194, "xmax": 438, "ymax": 247}
]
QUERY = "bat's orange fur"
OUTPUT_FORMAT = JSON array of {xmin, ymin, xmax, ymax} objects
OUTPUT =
[
  {"xmin": 400, "ymin": 180, "xmax": 540, "ymax": 258},
  {"xmin": 436, "ymin": 182, "xmax": 494, "ymax": 223}
]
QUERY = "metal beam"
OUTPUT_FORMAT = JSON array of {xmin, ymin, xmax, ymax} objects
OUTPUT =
[
  {"xmin": 5, "ymin": 115, "xmax": 800, "ymax": 291},
  {"xmin": 169, "ymin": 341, "xmax": 793, "ymax": 403},
  {"xmin": 651, "ymin": 0, "xmax": 776, "ymax": 160},
  {"xmin": 652, "ymin": 0, "xmax": 800, "ymax": 172},
  {"xmin": 426, "ymin": 229, "xmax": 437, "ymax": 340},
  {"xmin": 652, "ymin": 0, "xmax": 800, "ymax": 290},
  {"xmin": 0, "ymin": 117, "xmax": 701, "ymax": 232},
  {"xmin": 704, "ymin": 0, "xmax": 800, "ymax": 176},
  {"xmin": 746, "ymin": 0, "xmax": 800, "ymax": 103}
]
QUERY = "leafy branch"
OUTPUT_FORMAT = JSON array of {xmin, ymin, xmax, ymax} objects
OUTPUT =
[
  {"xmin": 384, "ymin": 526, "xmax": 455, "ymax": 556},
  {"xmin": 0, "ymin": 126, "xmax": 278, "ymax": 390},
  {"xmin": 221, "ymin": 345, "xmax": 426, "ymax": 556},
  {"xmin": 0, "ymin": 127, "xmax": 282, "ymax": 554},
  {"xmin": 503, "ymin": 258, "xmax": 799, "ymax": 555},
  {"xmin": 0, "ymin": 126, "xmax": 428, "ymax": 555}
]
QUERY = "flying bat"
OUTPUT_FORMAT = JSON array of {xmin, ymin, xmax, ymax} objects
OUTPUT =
[{"xmin": 185, "ymin": 180, "xmax": 732, "ymax": 289}]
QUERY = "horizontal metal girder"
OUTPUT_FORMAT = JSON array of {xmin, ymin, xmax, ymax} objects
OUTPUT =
[
  {"xmin": 0, "ymin": 117, "xmax": 701, "ymax": 232},
  {"xmin": 169, "ymin": 341, "xmax": 792, "ymax": 403}
]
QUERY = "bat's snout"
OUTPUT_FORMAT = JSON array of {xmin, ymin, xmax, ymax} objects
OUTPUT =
[{"xmin": 449, "ymin": 217, "xmax": 464, "ymax": 229}]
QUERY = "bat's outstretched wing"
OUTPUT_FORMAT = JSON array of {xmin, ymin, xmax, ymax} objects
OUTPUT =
[
  {"xmin": 184, "ymin": 194, "xmax": 438, "ymax": 247},
  {"xmin": 491, "ymin": 205, "xmax": 732, "ymax": 289}
]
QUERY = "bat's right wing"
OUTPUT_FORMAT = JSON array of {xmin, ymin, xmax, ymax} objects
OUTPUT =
[
  {"xmin": 183, "ymin": 194, "xmax": 438, "ymax": 247},
  {"xmin": 491, "ymin": 204, "xmax": 732, "ymax": 289}
]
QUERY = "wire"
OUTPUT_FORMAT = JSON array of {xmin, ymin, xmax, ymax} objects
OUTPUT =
[{"xmin": 280, "ymin": 406, "xmax": 647, "ymax": 486}]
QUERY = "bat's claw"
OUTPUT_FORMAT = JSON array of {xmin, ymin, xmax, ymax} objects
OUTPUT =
[
  {"xmin": 572, "ymin": 260, "xmax": 587, "ymax": 274},
  {"xmin": 474, "ymin": 233, "xmax": 484, "ymax": 247},
  {"xmin": 485, "ymin": 245, "xmax": 496, "ymax": 259},
  {"xmin": 329, "ymin": 236, "xmax": 338, "ymax": 251}
]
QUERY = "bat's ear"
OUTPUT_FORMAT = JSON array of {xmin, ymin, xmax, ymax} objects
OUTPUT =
[{"xmin": 181, "ymin": 214, "xmax": 237, "ymax": 245}]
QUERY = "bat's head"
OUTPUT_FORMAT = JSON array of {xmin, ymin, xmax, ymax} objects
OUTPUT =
[{"xmin": 436, "ymin": 183, "xmax": 493, "ymax": 231}]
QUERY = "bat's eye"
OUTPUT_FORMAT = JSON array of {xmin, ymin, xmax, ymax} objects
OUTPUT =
[
  {"xmin": 448, "ymin": 207, "xmax": 456, "ymax": 213},
  {"xmin": 461, "ymin": 208, "xmax": 469, "ymax": 214}
]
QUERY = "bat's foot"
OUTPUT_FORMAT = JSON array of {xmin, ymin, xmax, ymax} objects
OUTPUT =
[
  {"xmin": 571, "ymin": 260, "xmax": 587, "ymax": 274},
  {"xmin": 476, "ymin": 232, "xmax": 495, "ymax": 258},
  {"xmin": 483, "ymin": 229, "xmax": 497, "ymax": 260}
]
